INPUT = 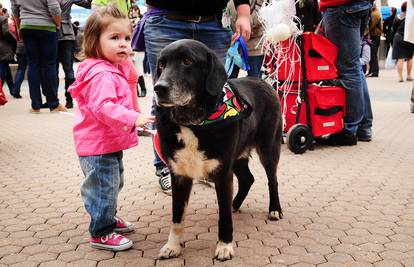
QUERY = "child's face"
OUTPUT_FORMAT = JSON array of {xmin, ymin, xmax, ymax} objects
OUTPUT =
[{"xmin": 99, "ymin": 19, "xmax": 132, "ymax": 65}]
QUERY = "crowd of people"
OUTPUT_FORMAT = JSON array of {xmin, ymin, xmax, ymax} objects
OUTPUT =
[{"xmin": 1, "ymin": 0, "xmax": 413, "ymax": 253}]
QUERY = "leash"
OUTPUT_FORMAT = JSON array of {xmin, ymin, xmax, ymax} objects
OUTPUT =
[{"xmin": 224, "ymin": 35, "xmax": 251, "ymax": 76}]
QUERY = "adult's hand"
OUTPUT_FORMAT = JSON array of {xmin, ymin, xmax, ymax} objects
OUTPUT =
[{"xmin": 235, "ymin": 4, "xmax": 251, "ymax": 41}]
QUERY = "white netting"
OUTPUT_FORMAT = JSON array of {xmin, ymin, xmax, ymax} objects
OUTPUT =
[{"xmin": 258, "ymin": 0, "xmax": 303, "ymax": 131}]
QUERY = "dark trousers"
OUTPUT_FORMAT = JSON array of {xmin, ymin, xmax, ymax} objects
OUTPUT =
[
  {"xmin": 57, "ymin": 40, "xmax": 75, "ymax": 102},
  {"xmin": 21, "ymin": 29, "xmax": 59, "ymax": 110},
  {"xmin": 369, "ymin": 35, "xmax": 380, "ymax": 75},
  {"xmin": 0, "ymin": 62, "xmax": 14, "ymax": 93},
  {"xmin": 12, "ymin": 53, "xmax": 28, "ymax": 96}
]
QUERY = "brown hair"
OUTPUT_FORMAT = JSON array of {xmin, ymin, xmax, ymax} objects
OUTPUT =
[{"xmin": 82, "ymin": 4, "xmax": 132, "ymax": 59}]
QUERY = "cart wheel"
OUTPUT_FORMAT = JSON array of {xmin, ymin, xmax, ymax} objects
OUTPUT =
[
  {"xmin": 286, "ymin": 124, "xmax": 312, "ymax": 154},
  {"xmin": 411, "ymin": 102, "xmax": 414, "ymax": 113}
]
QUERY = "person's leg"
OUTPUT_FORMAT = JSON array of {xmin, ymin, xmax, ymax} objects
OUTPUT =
[
  {"xmin": 247, "ymin": 55, "xmax": 264, "ymax": 78},
  {"xmin": 80, "ymin": 152, "xmax": 122, "ymax": 237},
  {"xmin": 59, "ymin": 40, "xmax": 76, "ymax": 108},
  {"xmin": 144, "ymin": 16, "xmax": 193, "ymax": 192},
  {"xmin": 397, "ymin": 59, "xmax": 404, "ymax": 82},
  {"xmin": 406, "ymin": 58, "xmax": 413, "ymax": 80},
  {"xmin": 0, "ymin": 62, "xmax": 7, "ymax": 87},
  {"xmin": 323, "ymin": 2, "xmax": 371, "ymax": 138},
  {"xmin": 369, "ymin": 35, "xmax": 380, "ymax": 76},
  {"xmin": 357, "ymin": 69, "xmax": 373, "ymax": 141},
  {"xmin": 12, "ymin": 53, "xmax": 27, "ymax": 98},
  {"xmin": 21, "ymin": 29, "xmax": 43, "ymax": 110},
  {"xmin": 38, "ymin": 30, "xmax": 60, "ymax": 109},
  {"xmin": 4, "ymin": 64, "xmax": 14, "ymax": 92}
]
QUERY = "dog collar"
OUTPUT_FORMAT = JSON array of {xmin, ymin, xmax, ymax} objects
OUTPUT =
[{"xmin": 197, "ymin": 82, "xmax": 251, "ymax": 127}]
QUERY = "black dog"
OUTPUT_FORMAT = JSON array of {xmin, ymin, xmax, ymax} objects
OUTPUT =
[{"xmin": 154, "ymin": 39, "xmax": 283, "ymax": 261}]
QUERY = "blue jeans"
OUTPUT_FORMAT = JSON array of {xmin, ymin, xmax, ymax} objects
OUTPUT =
[
  {"xmin": 144, "ymin": 16, "xmax": 232, "ymax": 167},
  {"xmin": 12, "ymin": 53, "xmax": 28, "ymax": 96},
  {"xmin": 229, "ymin": 55, "xmax": 264, "ymax": 79},
  {"xmin": 79, "ymin": 151, "xmax": 124, "ymax": 237},
  {"xmin": 21, "ymin": 29, "xmax": 60, "ymax": 110},
  {"xmin": 323, "ymin": 1, "xmax": 373, "ymax": 134}
]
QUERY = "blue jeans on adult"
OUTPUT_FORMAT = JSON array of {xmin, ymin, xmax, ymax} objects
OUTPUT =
[
  {"xmin": 21, "ymin": 29, "xmax": 60, "ymax": 110},
  {"xmin": 323, "ymin": 1, "xmax": 373, "ymax": 135},
  {"xmin": 80, "ymin": 151, "xmax": 124, "ymax": 237},
  {"xmin": 229, "ymin": 55, "xmax": 264, "ymax": 79},
  {"xmin": 57, "ymin": 40, "xmax": 75, "ymax": 101},
  {"xmin": 144, "ymin": 16, "xmax": 232, "ymax": 167},
  {"xmin": 12, "ymin": 53, "xmax": 28, "ymax": 96}
]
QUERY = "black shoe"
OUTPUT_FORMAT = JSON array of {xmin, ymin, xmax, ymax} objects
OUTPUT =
[
  {"xmin": 12, "ymin": 94, "xmax": 22, "ymax": 99},
  {"xmin": 65, "ymin": 100, "xmax": 73, "ymax": 109},
  {"xmin": 366, "ymin": 73, "xmax": 378, "ymax": 77},
  {"xmin": 357, "ymin": 131, "xmax": 372, "ymax": 142},
  {"xmin": 317, "ymin": 130, "xmax": 357, "ymax": 146},
  {"xmin": 40, "ymin": 103, "xmax": 49, "ymax": 109}
]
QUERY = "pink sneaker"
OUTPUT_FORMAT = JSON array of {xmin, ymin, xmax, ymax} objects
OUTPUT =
[
  {"xmin": 90, "ymin": 233, "xmax": 133, "ymax": 251},
  {"xmin": 114, "ymin": 217, "xmax": 134, "ymax": 233}
]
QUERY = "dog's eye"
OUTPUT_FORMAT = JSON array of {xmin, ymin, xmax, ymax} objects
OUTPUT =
[
  {"xmin": 158, "ymin": 62, "xmax": 165, "ymax": 70},
  {"xmin": 183, "ymin": 58, "xmax": 193, "ymax": 66}
]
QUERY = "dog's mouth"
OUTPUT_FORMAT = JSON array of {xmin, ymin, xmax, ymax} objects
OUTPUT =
[{"xmin": 155, "ymin": 94, "xmax": 192, "ymax": 108}]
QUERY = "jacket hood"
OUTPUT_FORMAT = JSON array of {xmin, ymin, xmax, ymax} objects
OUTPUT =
[{"xmin": 68, "ymin": 58, "xmax": 129, "ymax": 98}]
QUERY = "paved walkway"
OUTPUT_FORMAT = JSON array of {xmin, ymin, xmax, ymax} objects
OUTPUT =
[{"xmin": 1, "ymin": 69, "xmax": 413, "ymax": 267}]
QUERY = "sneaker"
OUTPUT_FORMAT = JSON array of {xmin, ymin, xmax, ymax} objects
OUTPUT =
[
  {"xmin": 114, "ymin": 217, "xmax": 134, "ymax": 233},
  {"xmin": 29, "ymin": 108, "xmax": 40, "ymax": 114},
  {"xmin": 50, "ymin": 104, "xmax": 67, "ymax": 113},
  {"xmin": 156, "ymin": 166, "xmax": 172, "ymax": 195},
  {"xmin": 90, "ymin": 232, "xmax": 133, "ymax": 251}
]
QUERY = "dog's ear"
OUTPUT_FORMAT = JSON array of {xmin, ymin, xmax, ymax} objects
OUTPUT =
[{"xmin": 205, "ymin": 52, "xmax": 227, "ymax": 96}]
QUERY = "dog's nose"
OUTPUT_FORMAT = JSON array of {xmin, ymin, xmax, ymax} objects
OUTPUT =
[{"xmin": 154, "ymin": 80, "xmax": 169, "ymax": 95}]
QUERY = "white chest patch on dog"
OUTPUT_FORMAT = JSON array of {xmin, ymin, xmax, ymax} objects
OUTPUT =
[{"xmin": 170, "ymin": 127, "xmax": 220, "ymax": 180}]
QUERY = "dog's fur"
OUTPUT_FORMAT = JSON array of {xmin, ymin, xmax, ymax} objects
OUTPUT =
[{"xmin": 154, "ymin": 39, "xmax": 283, "ymax": 261}]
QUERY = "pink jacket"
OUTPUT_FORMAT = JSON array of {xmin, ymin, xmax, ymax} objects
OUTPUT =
[{"xmin": 68, "ymin": 58, "xmax": 139, "ymax": 156}]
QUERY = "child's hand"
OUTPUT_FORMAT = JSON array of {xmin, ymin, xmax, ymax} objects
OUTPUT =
[{"xmin": 135, "ymin": 115, "xmax": 155, "ymax": 128}]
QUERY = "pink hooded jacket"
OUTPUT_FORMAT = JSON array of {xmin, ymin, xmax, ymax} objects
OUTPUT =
[{"xmin": 68, "ymin": 58, "xmax": 139, "ymax": 156}]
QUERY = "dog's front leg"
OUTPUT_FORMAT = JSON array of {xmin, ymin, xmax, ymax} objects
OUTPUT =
[
  {"xmin": 214, "ymin": 171, "xmax": 234, "ymax": 261},
  {"xmin": 158, "ymin": 176, "xmax": 193, "ymax": 259}
]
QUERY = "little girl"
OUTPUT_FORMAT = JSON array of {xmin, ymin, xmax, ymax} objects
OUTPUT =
[{"xmin": 68, "ymin": 5, "xmax": 154, "ymax": 251}]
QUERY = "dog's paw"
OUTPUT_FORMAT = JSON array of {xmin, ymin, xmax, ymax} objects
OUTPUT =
[
  {"xmin": 158, "ymin": 242, "xmax": 183, "ymax": 259},
  {"xmin": 268, "ymin": 210, "xmax": 283, "ymax": 220},
  {"xmin": 214, "ymin": 241, "xmax": 234, "ymax": 261}
]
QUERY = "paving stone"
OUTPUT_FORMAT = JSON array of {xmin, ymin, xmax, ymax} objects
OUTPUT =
[
  {"xmin": 0, "ymin": 253, "xmax": 27, "ymax": 265},
  {"xmin": 1, "ymin": 71, "xmax": 414, "ymax": 266}
]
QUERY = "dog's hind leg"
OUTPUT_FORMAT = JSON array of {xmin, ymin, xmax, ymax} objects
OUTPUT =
[
  {"xmin": 232, "ymin": 158, "xmax": 254, "ymax": 212},
  {"xmin": 158, "ymin": 177, "xmax": 193, "ymax": 259},
  {"xmin": 214, "ymin": 170, "xmax": 235, "ymax": 261},
  {"xmin": 257, "ymin": 128, "xmax": 283, "ymax": 221}
]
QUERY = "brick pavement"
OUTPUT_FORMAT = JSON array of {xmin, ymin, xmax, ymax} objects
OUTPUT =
[{"xmin": 0, "ymin": 69, "xmax": 413, "ymax": 266}]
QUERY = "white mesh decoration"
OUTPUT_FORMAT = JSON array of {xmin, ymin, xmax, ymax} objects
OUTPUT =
[{"xmin": 258, "ymin": 0, "xmax": 303, "ymax": 131}]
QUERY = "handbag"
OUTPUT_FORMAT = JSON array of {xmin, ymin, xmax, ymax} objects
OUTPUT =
[
  {"xmin": 224, "ymin": 35, "xmax": 250, "ymax": 76},
  {"xmin": 0, "ymin": 79, "xmax": 8, "ymax": 106},
  {"xmin": 384, "ymin": 47, "xmax": 396, "ymax": 69}
]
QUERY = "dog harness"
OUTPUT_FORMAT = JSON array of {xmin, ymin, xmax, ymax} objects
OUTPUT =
[{"xmin": 199, "ymin": 81, "xmax": 252, "ymax": 127}]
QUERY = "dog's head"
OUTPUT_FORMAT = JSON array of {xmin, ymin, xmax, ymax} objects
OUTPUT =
[{"xmin": 154, "ymin": 39, "xmax": 227, "ymax": 125}]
